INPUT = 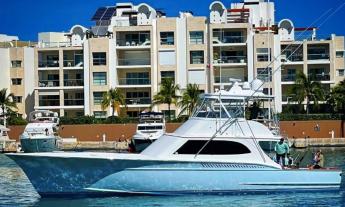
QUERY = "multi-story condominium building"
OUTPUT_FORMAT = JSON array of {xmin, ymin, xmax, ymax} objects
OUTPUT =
[
  {"xmin": 0, "ymin": 35, "xmax": 35, "ymax": 118},
  {"xmin": 1, "ymin": 0, "xmax": 344, "ymax": 119}
]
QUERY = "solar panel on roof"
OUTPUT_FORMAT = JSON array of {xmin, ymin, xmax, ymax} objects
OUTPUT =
[
  {"xmin": 102, "ymin": 7, "xmax": 116, "ymax": 20},
  {"xmin": 91, "ymin": 7, "xmax": 107, "ymax": 21}
]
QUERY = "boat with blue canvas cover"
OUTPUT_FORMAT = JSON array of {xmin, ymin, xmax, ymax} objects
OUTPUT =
[{"xmin": 6, "ymin": 80, "xmax": 342, "ymax": 197}]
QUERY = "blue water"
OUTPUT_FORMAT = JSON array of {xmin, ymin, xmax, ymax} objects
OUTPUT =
[{"xmin": 1, "ymin": 148, "xmax": 345, "ymax": 207}]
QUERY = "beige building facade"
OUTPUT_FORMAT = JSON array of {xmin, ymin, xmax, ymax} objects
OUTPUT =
[{"xmin": 1, "ymin": 0, "xmax": 344, "ymax": 119}]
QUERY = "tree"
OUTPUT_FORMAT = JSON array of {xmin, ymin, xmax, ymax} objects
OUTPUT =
[
  {"xmin": 152, "ymin": 78, "xmax": 180, "ymax": 121},
  {"xmin": 327, "ymin": 79, "xmax": 345, "ymax": 115},
  {"xmin": 0, "ymin": 88, "xmax": 17, "ymax": 126},
  {"xmin": 289, "ymin": 71, "xmax": 324, "ymax": 114},
  {"xmin": 101, "ymin": 88, "xmax": 125, "ymax": 117},
  {"xmin": 178, "ymin": 83, "xmax": 201, "ymax": 117}
]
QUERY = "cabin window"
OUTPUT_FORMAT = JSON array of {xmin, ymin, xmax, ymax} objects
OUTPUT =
[
  {"xmin": 175, "ymin": 140, "xmax": 250, "ymax": 155},
  {"xmin": 138, "ymin": 125, "xmax": 163, "ymax": 130}
]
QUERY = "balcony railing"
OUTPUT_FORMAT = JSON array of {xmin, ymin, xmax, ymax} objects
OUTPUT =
[
  {"xmin": 125, "ymin": 98, "xmax": 151, "ymax": 105},
  {"xmin": 214, "ymin": 76, "xmax": 247, "ymax": 83},
  {"xmin": 64, "ymin": 99, "xmax": 84, "ymax": 106},
  {"xmin": 63, "ymin": 60, "xmax": 84, "ymax": 67},
  {"xmin": 212, "ymin": 35, "xmax": 245, "ymax": 44},
  {"xmin": 308, "ymin": 73, "xmax": 330, "ymax": 81},
  {"xmin": 307, "ymin": 54, "xmax": 330, "ymax": 60},
  {"xmin": 38, "ymin": 60, "xmax": 59, "ymax": 68},
  {"xmin": 39, "ymin": 99, "xmax": 60, "ymax": 106},
  {"xmin": 282, "ymin": 54, "xmax": 303, "ymax": 62},
  {"xmin": 281, "ymin": 74, "xmax": 296, "ymax": 82},
  {"xmin": 38, "ymin": 80, "xmax": 59, "ymax": 87},
  {"xmin": 116, "ymin": 39, "xmax": 151, "ymax": 47},
  {"xmin": 118, "ymin": 58, "xmax": 150, "ymax": 66},
  {"xmin": 64, "ymin": 79, "xmax": 84, "ymax": 87},
  {"xmin": 213, "ymin": 56, "xmax": 247, "ymax": 64},
  {"xmin": 119, "ymin": 78, "xmax": 151, "ymax": 85}
]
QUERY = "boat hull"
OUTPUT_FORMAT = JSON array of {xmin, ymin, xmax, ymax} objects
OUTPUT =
[
  {"xmin": 7, "ymin": 154, "xmax": 342, "ymax": 197},
  {"xmin": 20, "ymin": 136, "xmax": 58, "ymax": 153}
]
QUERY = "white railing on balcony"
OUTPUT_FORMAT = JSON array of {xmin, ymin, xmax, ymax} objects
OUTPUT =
[
  {"xmin": 125, "ymin": 98, "xmax": 151, "ymax": 105},
  {"xmin": 64, "ymin": 79, "xmax": 84, "ymax": 87},
  {"xmin": 38, "ymin": 42, "xmax": 72, "ymax": 48},
  {"xmin": 38, "ymin": 80, "xmax": 59, "ymax": 87}
]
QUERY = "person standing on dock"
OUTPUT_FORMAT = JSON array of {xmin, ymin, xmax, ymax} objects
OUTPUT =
[{"xmin": 274, "ymin": 138, "xmax": 290, "ymax": 167}]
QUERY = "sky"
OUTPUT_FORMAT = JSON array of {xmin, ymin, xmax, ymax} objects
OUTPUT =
[{"xmin": 1, "ymin": 0, "xmax": 345, "ymax": 41}]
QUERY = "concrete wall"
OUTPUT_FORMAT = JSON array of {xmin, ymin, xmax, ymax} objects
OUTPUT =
[
  {"xmin": 280, "ymin": 120, "xmax": 345, "ymax": 139},
  {"xmin": 8, "ymin": 123, "xmax": 181, "ymax": 142},
  {"xmin": 8, "ymin": 121, "xmax": 344, "ymax": 142}
]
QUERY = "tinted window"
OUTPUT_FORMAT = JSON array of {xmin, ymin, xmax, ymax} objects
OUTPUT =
[{"xmin": 176, "ymin": 140, "xmax": 250, "ymax": 155}]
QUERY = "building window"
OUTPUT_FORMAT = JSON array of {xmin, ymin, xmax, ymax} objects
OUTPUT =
[
  {"xmin": 161, "ymin": 71, "xmax": 175, "ymax": 82},
  {"xmin": 257, "ymin": 68, "xmax": 272, "ymax": 81},
  {"xmin": 190, "ymin": 31, "xmax": 204, "ymax": 44},
  {"xmin": 93, "ymin": 72, "xmax": 107, "ymax": 85},
  {"xmin": 93, "ymin": 92, "xmax": 105, "ymax": 105},
  {"xmin": 336, "ymin": 51, "xmax": 345, "ymax": 58},
  {"xmin": 160, "ymin": 32, "xmax": 174, "ymax": 45},
  {"xmin": 257, "ymin": 48, "xmax": 271, "ymax": 62},
  {"xmin": 190, "ymin": 51, "xmax": 204, "ymax": 64},
  {"xmin": 337, "ymin": 69, "xmax": 345, "ymax": 77},
  {"xmin": 175, "ymin": 140, "xmax": 251, "ymax": 155},
  {"xmin": 92, "ymin": 52, "xmax": 106, "ymax": 65},
  {"xmin": 11, "ymin": 78, "xmax": 22, "ymax": 85},
  {"xmin": 94, "ymin": 111, "xmax": 107, "ymax": 119},
  {"xmin": 11, "ymin": 60, "xmax": 22, "ymax": 68},
  {"xmin": 13, "ymin": 96, "xmax": 22, "ymax": 103}
]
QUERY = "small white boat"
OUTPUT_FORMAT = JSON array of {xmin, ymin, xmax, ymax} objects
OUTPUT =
[
  {"xmin": 6, "ymin": 80, "xmax": 342, "ymax": 197},
  {"xmin": 20, "ymin": 110, "xmax": 60, "ymax": 153},
  {"xmin": 0, "ymin": 125, "xmax": 16, "ymax": 152},
  {"xmin": 131, "ymin": 112, "xmax": 165, "ymax": 152}
]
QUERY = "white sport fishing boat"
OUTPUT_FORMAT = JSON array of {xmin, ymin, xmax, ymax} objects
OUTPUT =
[
  {"xmin": 6, "ymin": 80, "xmax": 342, "ymax": 197},
  {"xmin": 20, "ymin": 110, "xmax": 60, "ymax": 153},
  {"xmin": 131, "ymin": 111, "xmax": 165, "ymax": 152}
]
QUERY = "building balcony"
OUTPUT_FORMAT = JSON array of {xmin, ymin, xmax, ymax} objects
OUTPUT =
[
  {"xmin": 212, "ymin": 35, "xmax": 245, "ymax": 44},
  {"xmin": 307, "ymin": 54, "xmax": 330, "ymax": 61},
  {"xmin": 281, "ymin": 74, "xmax": 296, "ymax": 82},
  {"xmin": 64, "ymin": 79, "xmax": 84, "ymax": 87},
  {"xmin": 39, "ymin": 99, "xmax": 60, "ymax": 106},
  {"xmin": 116, "ymin": 39, "xmax": 151, "ymax": 47},
  {"xmin": 63, "ymin": 60, "xmax": 84, "ymax": 68},
  {"xmin": 214, "ymin": 76, "xmax": 248, "ymax": 84},
  {"xmin": 125, "ymin": 98, "xmax": 151, "ymax": 105},
  {"xmin": 213, "ymin": 56, "xmax": 247, "ymax": 64},
  {"xmin": 118, "ymin": 78, "xmax": 151, "ymax": 86},
  {"xmin": 117, "ymin": 58, "xmax": 151, "ymax": 66},
  {"xmin": 281, "ymin": 54, "xmax": 303, "ymax": 63},
  {"xmin": 64, "ymin": 99, "xmax": 84, "ymax": 106},
  {"xmin": 38, "ymin": 60, "xmax": 59, "ymax": 68},
  {"xmin": 308, "ymin": 73, "xmax": 330, "ymax": 81},
  {"xmin": 38, "ymin": 80, "xmax": 60, "ymax": 87}
]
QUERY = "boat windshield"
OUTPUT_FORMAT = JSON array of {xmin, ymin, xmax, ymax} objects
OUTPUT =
[{"xmin": 192, "ymin": 96, "xmax": 245, "ymax": 119}]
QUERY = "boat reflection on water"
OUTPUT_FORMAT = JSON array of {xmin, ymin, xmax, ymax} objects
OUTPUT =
[{"xmin": 6, "ymin": 80, "xmax": 342, "ymax": 197}]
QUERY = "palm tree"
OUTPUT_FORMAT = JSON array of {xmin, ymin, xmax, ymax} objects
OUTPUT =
[
  {"xmin": 327, "ymin": 79, "xmax": 345, "ymax": 114},
  {"xmin": 0, "ymin": 88, "xmax": 17, "ymax": 126},
  {"xmin": 289, "ymin": 71, "xmax": 324, "ymax": 114},
  {"xmin": 178, "ymin": 84, "xmax": 201, "ymax": 117},
  {"xmin": 101, "ymin": 88, "xmax": 125, "ymax": 117},
  {"xmin": 152, "ymin": 78, "xmax": 180, "ymax": 121}
]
